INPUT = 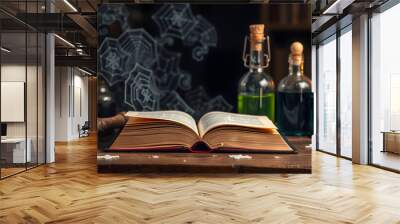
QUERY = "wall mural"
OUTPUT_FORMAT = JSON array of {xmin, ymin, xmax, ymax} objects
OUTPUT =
[
  {"xmin": 98, "ymin": 4, "xmax": 231, "ymax": 120},
  {"xmin": 97, "ymin": 3, "xmax": 311, "ymax": 149}
]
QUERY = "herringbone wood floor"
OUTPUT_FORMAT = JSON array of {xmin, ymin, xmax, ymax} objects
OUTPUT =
[{"xmin": 1, "ymin": 136, "xmax": 400, "ymax": 224}]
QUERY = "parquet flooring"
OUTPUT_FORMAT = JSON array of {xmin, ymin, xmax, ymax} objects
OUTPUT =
[{"xmin": 1, "ymin": 135, "xmax": 400, "ymax": 224}]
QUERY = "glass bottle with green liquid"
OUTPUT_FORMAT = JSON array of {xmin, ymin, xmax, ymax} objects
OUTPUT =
[{"xmin": 237, "ymin": 24, "xmax": 275, "ymax": 122}]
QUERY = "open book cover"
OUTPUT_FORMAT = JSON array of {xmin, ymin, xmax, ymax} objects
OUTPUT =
[{"xmin": 109, "ymin": 111, "xmax": 295, "ymax": 153}]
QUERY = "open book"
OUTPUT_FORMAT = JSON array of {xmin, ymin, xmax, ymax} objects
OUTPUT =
[{"xmin": 109, "ymin": 111, "xmax": 295, "ymax": 153}]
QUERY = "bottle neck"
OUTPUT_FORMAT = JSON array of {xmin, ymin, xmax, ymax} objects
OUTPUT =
[
  {"xmin": 289, "ymin": 64, "xmax": 302, "ymax": 76},
  {"xmin": 249, "ymin": 49, "xmax": 264, "ymax": 72}
]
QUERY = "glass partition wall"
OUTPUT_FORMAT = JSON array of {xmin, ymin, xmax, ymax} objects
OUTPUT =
[
  {"xmin": 315, "ymin": 25, "xmax": 353, "ymax": 159},
  {"xmin": 0, "ymin": 1, "xmax": 46, "ymax": 179}
]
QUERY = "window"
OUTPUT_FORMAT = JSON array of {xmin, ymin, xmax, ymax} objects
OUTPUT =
[
  {"xmin": 317, "ymin": 36, "xmax": 337, "ymax": 154},
  {"xmin": 316, "ymin": 24, "xmax": 353, "ymax": 159},
  {"xmin": 339, "ymin": 28, "xmax": 352, "ymax": 158},
  {"xmin": 370, "ymin": 3, "xmax": 400, "ymax": 171}
]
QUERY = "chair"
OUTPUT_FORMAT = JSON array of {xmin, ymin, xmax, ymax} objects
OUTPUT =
[{"xmin": 79, "ymin": 121, "xmax": 90, "ymax": 138}]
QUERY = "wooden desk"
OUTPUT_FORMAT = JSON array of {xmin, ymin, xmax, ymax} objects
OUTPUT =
[
  {"xmin": 382, "ymin": 131, "xmax": 400, "ymax": 154},
  {"xmin": 1, "ymin": 138, "xmax": 31, "ymax": 164}
]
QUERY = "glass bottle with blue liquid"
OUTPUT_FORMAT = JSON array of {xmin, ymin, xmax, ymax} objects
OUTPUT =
[
  {"xmin": 276, "ymin": 42, "xmax": 313, "ymax": 136},
  {"xmin": 237, "ymin": 24, "xmax": 275, "ymax": 122}
]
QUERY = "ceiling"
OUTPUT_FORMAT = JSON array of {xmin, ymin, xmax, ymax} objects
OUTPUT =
[{"xmin": 1, "ymin": 0, "xmax": 389, "ymax": 70}]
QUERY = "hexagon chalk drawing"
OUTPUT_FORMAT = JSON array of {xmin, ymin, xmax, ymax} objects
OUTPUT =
[
  {"xmin": 124, "ymin": 64, "xmax": 160, "ymax": 111},
  {"xmin": 99, "ymin": 4, "xmax": 229, "ymax": 117},
  {"xmin": 184, "ymin": 15, "xmax": 217, "ymax": 61},
  {"xmin": 99, "ymin": 37, "xmax": 129, "ymax": 86},
  {"xmin": 98, "ymin": 4, "xmax": 129, "ymax": 29},
  {"xmin": 184, "ymin": 15, "xmax": 217, "ymax": 48},
  {"xmin": 118, "ymin": 29, "xmax": 158, "ymax": 69},
  {"xmin": 152, "ymin": 4, "xmax": 197, "ymax": 40}
]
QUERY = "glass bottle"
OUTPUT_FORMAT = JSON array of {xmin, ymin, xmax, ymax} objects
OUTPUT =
[
  {"xmin": 237, "ymin": 24, "xmax": 275, "ymax": 122},
  {"xmin": 276, "ymin": 42, "xmax": 313, "ymax": 136}
]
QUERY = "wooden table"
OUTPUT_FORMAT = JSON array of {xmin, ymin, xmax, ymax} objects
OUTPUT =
[{"xmin": 97, "ymin": 137, "xmax": 312, "ymax": 174}]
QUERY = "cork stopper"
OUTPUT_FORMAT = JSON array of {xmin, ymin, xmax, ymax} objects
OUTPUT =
[
  {"xmin": 290, "ymin": 42, "xmax": 304, "ymax": 65},
  {"xmin": 249, "ymin": 24, "xmax": 265, "ymax": 51}
]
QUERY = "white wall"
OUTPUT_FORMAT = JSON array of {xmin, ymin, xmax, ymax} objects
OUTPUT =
[
  {"xmin": 55, "ymin": 66, "xmax": 69, "ymax": 141},
  {"xmin": 55, "ymin": 67, "xmax": 89, "ymax": 141},
  {"xmin": 71, "ymin": 73, "xmax": 89, "ymax": 138}
]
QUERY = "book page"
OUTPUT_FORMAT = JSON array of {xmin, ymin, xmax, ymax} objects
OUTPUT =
[
  {"xmin": 125, "ymin": 111, "xmax": 199, "ymax": 135},
  {"xmin": 198, "ymin": 111, "xmax": 277, "ymax": 137}
]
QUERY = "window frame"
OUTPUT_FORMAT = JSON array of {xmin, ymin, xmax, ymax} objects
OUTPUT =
[{"xmin": 315, "ymin": 22, "xmax": 353, "ymax": 160}]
